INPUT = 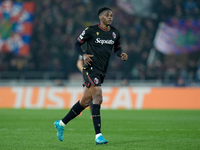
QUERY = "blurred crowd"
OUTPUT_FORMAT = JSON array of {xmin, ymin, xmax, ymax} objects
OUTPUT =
[{"xmin": 0, "ymin": 0, "xmax": 200, "ymax": 84}]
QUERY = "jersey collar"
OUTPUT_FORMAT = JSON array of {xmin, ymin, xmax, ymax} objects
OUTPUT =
[{"xmin": 98, "ymin": 23, "xmax": 110, "ymax": 31}]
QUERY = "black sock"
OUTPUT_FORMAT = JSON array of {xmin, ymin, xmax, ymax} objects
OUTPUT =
[
  {"xmin": 92, "ymin": 104, "xmax": 101, "ymax": 134},
  {"xmin": 62, "ymin": 101, "xmax": 85, "ymax": 124}
]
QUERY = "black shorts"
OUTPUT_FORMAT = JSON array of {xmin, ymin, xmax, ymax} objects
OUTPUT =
[{"xmin": 82, "ymin": 67, "xmax": 105, "ymax": 88}]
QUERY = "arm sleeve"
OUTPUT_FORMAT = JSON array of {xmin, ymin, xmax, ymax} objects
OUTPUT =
[
  {"xmin": 74, "ymin": 41, "xmax": 85, "ymax": 56},
  {"xmin": 114, "ymin": 47, "xmax": 122, "ymax": 57},
  {"xmin": 79, "ymin": 55, "xmax": 83, "ymax": 60},
  {"xmin": 75, "ymin": 27, "xmax": 91, "ymax": 56},
  {"xmin": 114, "ymin": 31, "xmax": 122, "ymax": 57}
]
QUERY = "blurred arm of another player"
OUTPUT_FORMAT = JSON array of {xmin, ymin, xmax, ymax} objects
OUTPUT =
[{"xmin": 77, "ymin": 55, "xmax": 83, "ymax": 72}]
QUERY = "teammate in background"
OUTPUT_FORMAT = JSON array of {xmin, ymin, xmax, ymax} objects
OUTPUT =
[
  {"xmin": 77, "ymin": 55, "xmax": 84, "ymax": 73},
  {"xmin": 77, "ymin": 55, "xmax": 93, "ymax": 117},
  {"xmin": 54, "ymin": 7, "xmax": 128, "ymax": 144}
]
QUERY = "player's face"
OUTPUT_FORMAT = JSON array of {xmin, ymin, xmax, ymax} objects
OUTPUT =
[{"xmin": 100, "ymin": 10, "xmax": 113, "ymax": 26}]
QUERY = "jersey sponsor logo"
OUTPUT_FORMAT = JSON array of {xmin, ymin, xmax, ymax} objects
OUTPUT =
[
  {"xmin": 112, "ymin": 32, "xmax": 116, "ymax": 39},
  {"xmin": 94, "ymin": 78, "xmax": 99, "ymax": 84},
  {"xmin": 95, "ymin": 38, "xmax": 114, "ymax": 45}
]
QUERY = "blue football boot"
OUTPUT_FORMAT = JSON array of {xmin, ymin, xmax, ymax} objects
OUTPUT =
[
  {"xmin": 95, "ymin": 135, "xmax": 108, "ymax": 145},
  {"xmin": 54, "ymin": 120, "xmax": 64, "ymax": 141}
]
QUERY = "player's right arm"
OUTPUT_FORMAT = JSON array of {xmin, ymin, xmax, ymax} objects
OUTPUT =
[
  {"xmin": 75, "ymin": 27, "xmax": 93, "ymax": 65},
  {"xmin": 75, "ymin": 40, "xmax": 85, "ymax": 55},
  {"xmin": 74, "ymin": 41, "xmax": 93, "ymax": 65}
]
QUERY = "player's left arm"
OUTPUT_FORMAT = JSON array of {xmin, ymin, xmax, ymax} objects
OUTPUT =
[
  {"xmin": 114, "ymin": 47, "xmax": 128, "ymax": 61},
  {"xmin": 120, "ymin": 52, "xmax": 128, "ymax": 61},
  {"xmin": 114, "ymin": 31, "xmax": 128, "ymax": 61}
]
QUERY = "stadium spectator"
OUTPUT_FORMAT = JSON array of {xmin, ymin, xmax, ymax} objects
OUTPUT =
[{"xmin": 174, "ymin": 76, "xmax": 187, "ymax": 87}]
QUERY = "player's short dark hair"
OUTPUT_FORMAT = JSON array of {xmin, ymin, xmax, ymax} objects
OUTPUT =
[{"xmin": 98, "ymin": 7, "xmax": 112, "ymax": 16}]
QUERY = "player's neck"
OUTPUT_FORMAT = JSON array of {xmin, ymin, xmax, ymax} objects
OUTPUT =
[{"xmin": 99, "ymin": 23, "xmax": 110, "ymax": 31}]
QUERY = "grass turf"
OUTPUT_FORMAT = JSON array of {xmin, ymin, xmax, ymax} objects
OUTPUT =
[{"xmin": 0, "ymin": 109, "xmax": 200, "ymax": 150}]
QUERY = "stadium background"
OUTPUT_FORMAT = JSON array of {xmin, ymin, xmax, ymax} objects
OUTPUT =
[
  {"xmin": 0, "ymin": 0, "xmax": 199, "ymax": 86},
  {"xmin": 0, "ymin": 0, "xmax": 200, "ymax": 109},
  {"xmin": 0, "ymin": 1, "xmax": 200, "ymax": 149}
]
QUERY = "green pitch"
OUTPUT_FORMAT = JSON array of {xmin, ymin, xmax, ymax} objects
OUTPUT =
[{"xmin": 0, "ymin": 109, "xmax": 200, "ymax": 150}]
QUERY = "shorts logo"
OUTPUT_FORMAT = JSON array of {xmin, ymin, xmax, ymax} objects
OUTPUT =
[
  {"xmin": 94, "ymin": 78, "xmax": 99, "ymax": 84},
  {"xmin": 112, "ymin": 32, "xmax": 116, "ymax": 39}
]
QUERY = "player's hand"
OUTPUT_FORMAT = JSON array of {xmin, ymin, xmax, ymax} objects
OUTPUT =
[
  {"xmin": 121, "ymin": 53, "xmax": 128, "ymax": 61},
  {"xmin": 83, "ymin": 54, "xmax": 93, "ymax": 65}
]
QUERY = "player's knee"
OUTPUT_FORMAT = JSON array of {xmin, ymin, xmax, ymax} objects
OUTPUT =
[
  {"xmin": 80, "ymin": 102, "xmax": 88, "ymax": 108},
  {"xmin": 90, "ymin": 86, "xmax": 103, "ymax": 104},
  {"xmin": 80, "ymin": 99, "xmax": 92, "ymax": 108},
  {"xmin": 80, "ymin": 101, "xmax": 87, "ymax": 108},
  {"xmin": 93, "ymin": 93, "xmax": 103, "ymax": 104}
]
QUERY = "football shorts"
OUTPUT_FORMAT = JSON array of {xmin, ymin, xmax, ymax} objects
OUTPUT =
[{"xmin": 82, "ymin": 67, "xmax": 105, "ymax": 88}]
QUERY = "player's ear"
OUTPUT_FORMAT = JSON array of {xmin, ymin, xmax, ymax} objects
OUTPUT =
[{"xmin": 99, "ymin": 16, "xmax": 102, "ymax": 20}]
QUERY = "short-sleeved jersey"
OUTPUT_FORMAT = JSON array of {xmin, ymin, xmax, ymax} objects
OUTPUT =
[
  {"xmin": 77, "ymin": 24, "xmax": 121, "ymax": 75},
  {"xmin": 79, "ymin": 55, "xmax": 83, "ymax": 60}
]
